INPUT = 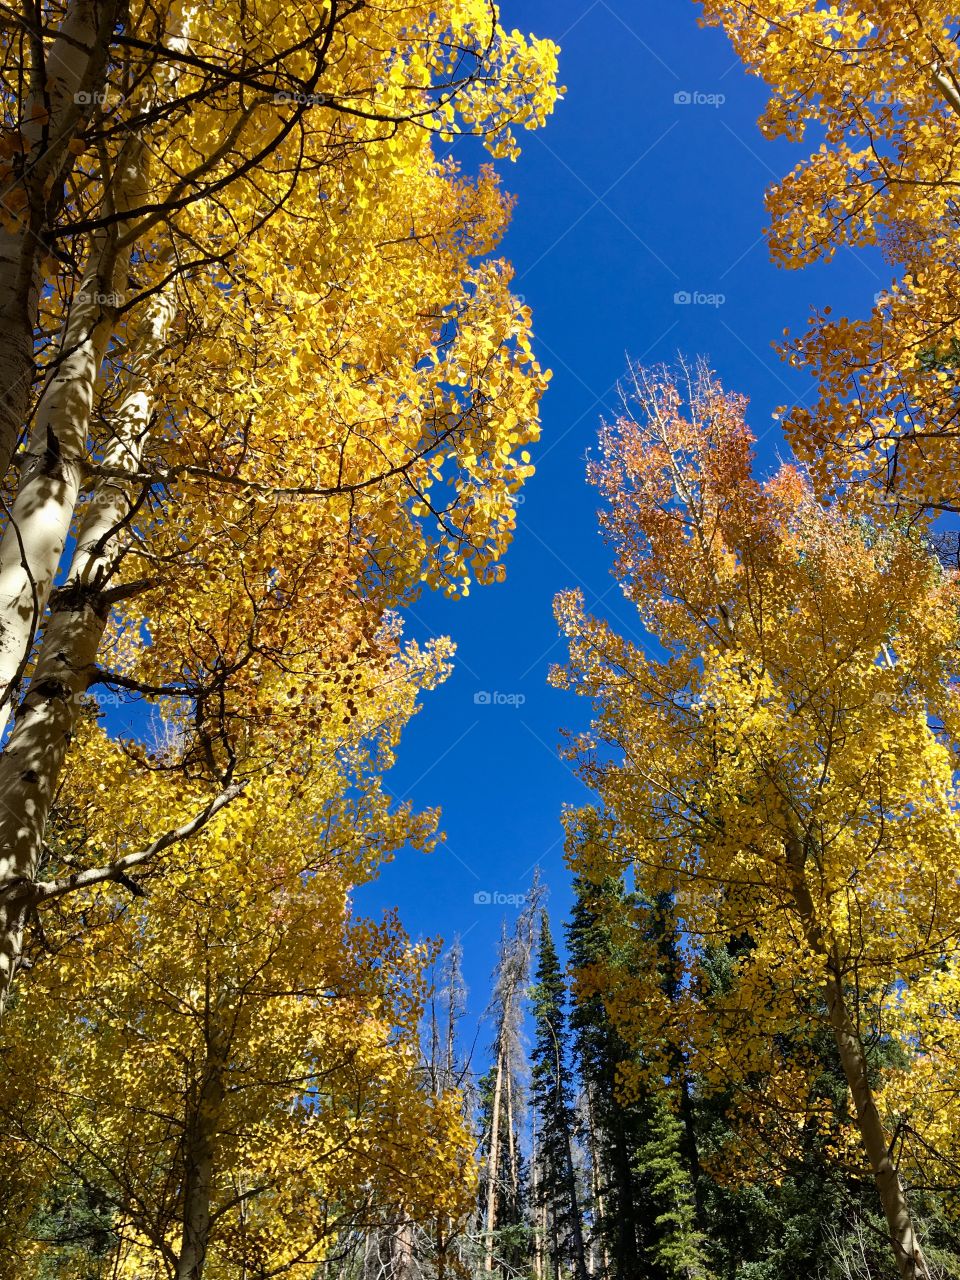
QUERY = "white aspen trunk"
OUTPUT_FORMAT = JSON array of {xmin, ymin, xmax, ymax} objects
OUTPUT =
[
  {"xmin": 484, "ymin": 1042, "xmax": 505, "ymax": 1273},
  {"xmin": 0, "ymin": 0, "xmax": 118, "ymax": 483},
  {"xmin": 0, "ymin": 10, "xmax": 192, "ymax": 1003},
  {"xmin": 0, "ymin": 280, "xmax": 175, "ymax": 1002},
  {"xmin": 785, "ymin": 834, "xmax": 930, "ymax": 1280},
  {"xmin": 0, "ymin": 151, "xmax": 143, "ymax": 738},
  {"xmin": 175, "ymin": 1050, "xmax": 226, "ymax": 1280},
  {"xmin": 392, "ymin": 1219, "xmax": 416, "ymax": 1280},
  {"xmin": 445, "ymin": 1001, "xmax": 455, "ymax": 1091},
  {"xmin": 0, "ymin": 2, "xmax": 193, "ymax": 738},
  {"xmin": 0, "ymin": 583, "xmax": 105, "ymax": 996},
  {"xmin": 563, "ymin": 1114, "xmax": 589, "ymax": 1280},
  {"xmin": 824, "ymin": 973, "xmax": 930, "ymax": 1280}
]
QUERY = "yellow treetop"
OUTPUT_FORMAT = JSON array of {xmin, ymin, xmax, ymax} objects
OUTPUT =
[{"xmin": 699, "ymin": 0, "xmax": 960, "ymax": 511}]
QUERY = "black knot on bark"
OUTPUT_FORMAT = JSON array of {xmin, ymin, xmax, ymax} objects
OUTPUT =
[
  {"xmin": 31, "ymin": 677, "xmax": 71, "ymax": 703},
  {"xmin": 50, "ymin": 579, "xmax": 109, "ymax": 618}
]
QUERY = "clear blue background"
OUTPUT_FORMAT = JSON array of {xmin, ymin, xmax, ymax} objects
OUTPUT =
[{"xmin": 358, "ymin": 0, "xmax": 888, "ymax": 1048}]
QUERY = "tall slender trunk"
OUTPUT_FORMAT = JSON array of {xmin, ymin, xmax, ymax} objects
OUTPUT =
[
  {"xmin": 429, "ymin": 992, "xmax": 440, "ymax": 1094},
  {"xmin": 549, "ymin": 1198, "xmax": 560, "ymax": 1280},
  {"xmin": 444, "ymin": 995, "xmax": 456, "ymax": 1091},
  {"xmin": 786, "ymin": 834, "xmax": 930, "ymax": 1280},
  {"xmin": 562, "ymin": 1113, "xmax": 589, "ymax": 1280},
  {"xmin": 584, "ymin": 1085, "xmax": 608, "ymax": 1280},
  {"xmin": 609, "ymin": 1110, "xmax": 639, "ymax": 1276},
  {"xmin": 175, "ymin": 1051, "xmax": 226, "ymax": 1280},
  {"xmin": 0, "ymin": 5, "xmax": 190, "ymax": 737},
  {"xmin": 392, "ymin": 1219, "xmax": 416, "ymax": 1280},
  {"xmin": 0, "ymin": 231, "xmax": 127, "ymax": 733},
  {"xmin": 531, "ymin": 1111, "xmax": 544, "ymax": 1280},
  {"xmin": 677, "ymin": 1071, "xmax": 704, "ymax": 1227},
  {"xmin": 505, "ymin": 1055, "xmax": 518, "ymax": 1204},
  {"xmin": 824, "ymin": 972, "xmax": 929, "ymax": 1280},
  {"xmin": 484, "ymin": 1037, "xmax": 506, "ymax": 1272},
  {"xmin": 0, "ymin": 95, "xmax": 158, "ymax": 741}
]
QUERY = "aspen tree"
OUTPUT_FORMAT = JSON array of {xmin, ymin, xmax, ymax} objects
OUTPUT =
[{"xmin": 554, "ymin": 362, "xmax": 960, "ymax": 1280}]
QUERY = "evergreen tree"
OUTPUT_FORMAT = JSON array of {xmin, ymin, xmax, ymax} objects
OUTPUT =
[
  {"xmin": 530, "ymin": 911, "xmax": 588, "ymax": 1280},
  {"xmin": 566, "ymin": 868, "xmax": 649, "ymax": 1280},
  {"xmin": 636, "ymin": 1099, "xmax": 710, "ymax": 1280}
]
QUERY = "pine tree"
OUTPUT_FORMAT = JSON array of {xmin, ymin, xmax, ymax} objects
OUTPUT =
[
  {"xmin": 529, "ymin": 911, "xmax": 588, "ymax": 1280},
  {"xmin": 636, "ymin": 1099, "xmax": 709, "ymax": 1280},
  {"xmin": 566, "ymin": 867, "xmax": 648, "ymax": 1280}
]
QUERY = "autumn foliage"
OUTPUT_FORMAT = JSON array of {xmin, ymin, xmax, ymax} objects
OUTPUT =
[
  {"xmin": 0, "ymin": 0, "xmax": 559, "ymax": 1274},
  {"xmin": 698, "ymin": 0, "xmax": 960, "ymax": 512},
  {"xmin": 554, "ymin": 362, "xmax": 960, "ymax": 1279}
]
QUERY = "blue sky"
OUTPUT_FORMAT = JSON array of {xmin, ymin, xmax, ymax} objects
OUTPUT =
[{"xmin": 357, "ymin": 0, "xmax": 890, "ymax": 1045}]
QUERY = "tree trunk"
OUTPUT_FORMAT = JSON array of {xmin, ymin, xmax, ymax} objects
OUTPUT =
[
  {"xmin": 531, "ymin": 1112, "xmax": 544, "ymax": 1280},
  {"xmin": 562, "ymin": 1113, "xmax": 589, "ymax": 1280},
  {"xmin": 175, "ymin": 1053, "xmax": 226, "ymax": 1280},
  {"xmin": 0, "ymin": 90, "xmax": 159, "ymax": 739},
  {"xmin": 785, "ymin": 833, "xmax": 930, "ymax": 1280},
  {"xmin": 824, "ymin": 972, "xmax": 929, "ymax": 1280},
  {"xmin": 0, "ymin": 279, "xmax": 174, "ymax": 1002},
  {"xmin": 584, "ymin": 1085, "xmax": 608, "ymax": 1280},
  {"xmin": 0, "ymin": 5, "xmax": 190, "ymax": 738},
  {"xmin": 0, "ymin": 238, "xmax": 124, "ymax": 734},
  {"xmin": 0, "ymin": 10, "xmax": 190, "ymax": 1003},
  {"xmin": 505, "ymin": 1054, "xmax": 518, "ymax": 1204},
  {"xmin": 392, "ymin": 1219, "xmax": 417, "ymax": 1280},
  {"xmin": 0, "ymin": 0, "xmax": 119, "ymax": 484},
  {"xmin": 484, "ymin": 1039, "xmax": 506, "ymax": 1272}
]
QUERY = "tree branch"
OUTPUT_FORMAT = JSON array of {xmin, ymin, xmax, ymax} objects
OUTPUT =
[{"xmin": 26, "ymin": 781, "xmax": 247, "ymax": 905}]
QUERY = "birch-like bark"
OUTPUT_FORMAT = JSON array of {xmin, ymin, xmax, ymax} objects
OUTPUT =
[
  {"xmin": 175, "ymin": 1043, "xmax": 226, "ymax": 1280},
  {"xmin": 0, "ymin": 278, "xmax": 175, "ymax": 1002},
  {"xmin": 0, "ymin": 0, "xmax": 119, "ymax": 483},
  {"xmin": 824, "ymin": 972, "xmax": 929, "ymax": 1280},
  {"xmin": 785, "ymin": 833, "xmax": 930, "ymax": 1280},
  {"xmin": 0, "ymin": 136, "xmax": 145, "ymax": 739},
  {"xmin": 562, "ymin": 1110, "xmax": 588, "ymax": 1280},
  {"xmin": 0, "ymin": 11, "xmax": 191, "ymax": 1003},
  {"xmin": 0, "ymin": 0, "xmax": 196, "ymax": 737},
  {"xmin": 392, "ymin": 1219, "xmax": 416, "ymax": 1280}
]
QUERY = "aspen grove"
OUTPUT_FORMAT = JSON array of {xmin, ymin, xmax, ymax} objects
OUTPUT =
[{"xmin": 5, "ymin": 1, "xmax": 960, "ymax": 1279}]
